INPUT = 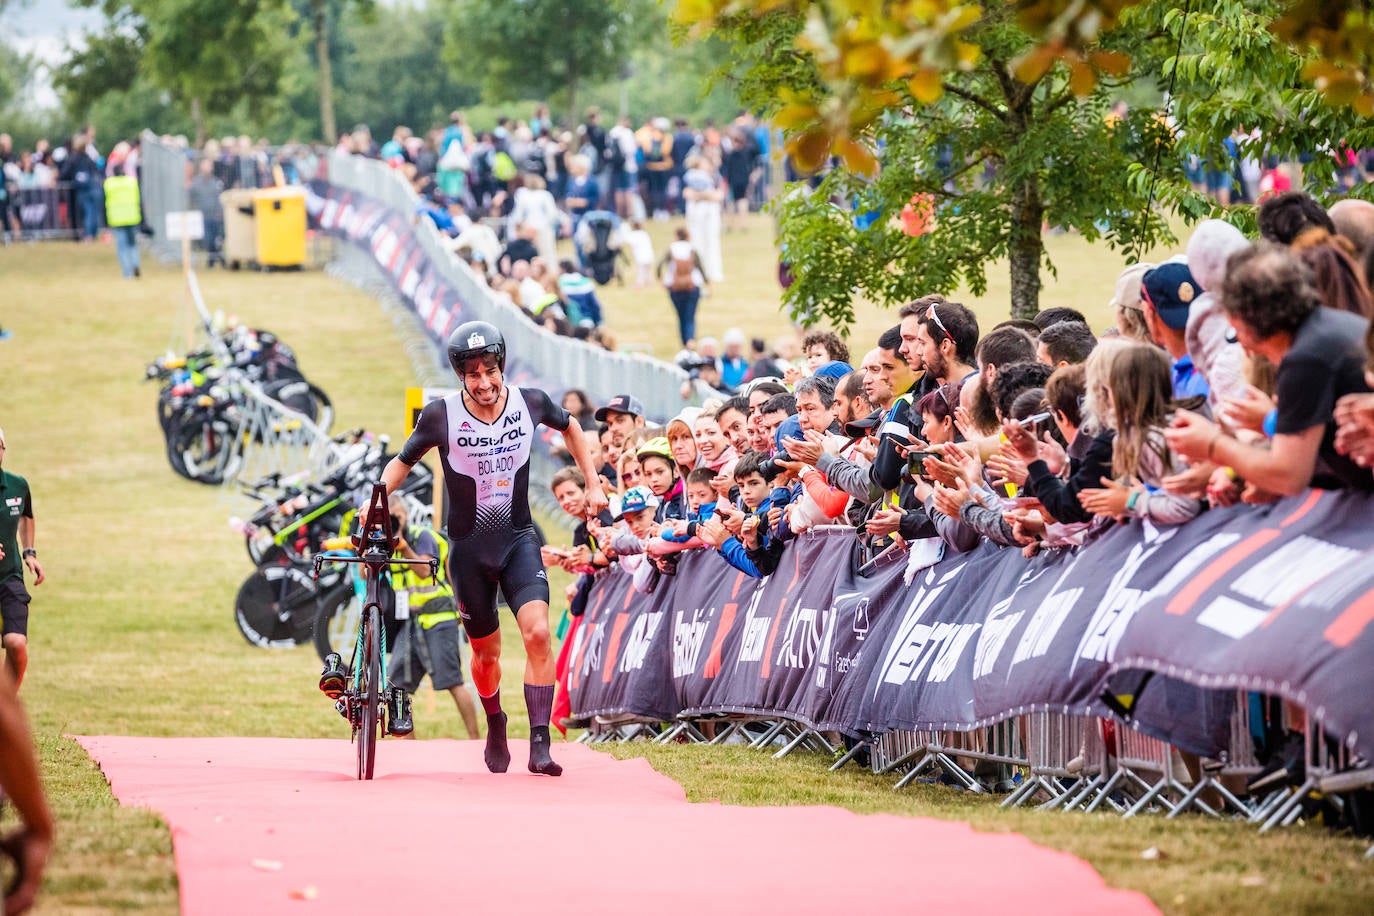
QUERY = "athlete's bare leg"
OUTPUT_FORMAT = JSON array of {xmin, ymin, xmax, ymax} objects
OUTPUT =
[
  {"xmin": 3, "ymin": 634, "xmax": 27, "ymax": 690},
  {"xmin": 515, "ymin": 600, "xmax": 554, "ymax": 684},
  {"xmin": 516, "ymin": 600, "xmax": 561, "ymax": 776}
]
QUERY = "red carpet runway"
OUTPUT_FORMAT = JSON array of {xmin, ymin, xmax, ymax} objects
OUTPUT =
[{"xmin": 76, "ymin": 736, "xmax": 1158, "ymax": 915}]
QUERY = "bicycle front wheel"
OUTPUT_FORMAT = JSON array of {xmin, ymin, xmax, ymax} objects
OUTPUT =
[
  {"xmin": 357, "ymin": 606, "xmax": 381, "ymax": 780},
  {"xmin": 234, "ymin": 563, "xmax": 318, "ymax": 647}
]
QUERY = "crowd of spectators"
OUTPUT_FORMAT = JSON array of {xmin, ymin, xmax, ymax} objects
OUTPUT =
[
  {"xmin": 339, "ymin": 107, "xmax": 772, "ymax": 349},
  {"xmin": 542, "ymin": 189, "xmax": 1374, "ymax": 769}
]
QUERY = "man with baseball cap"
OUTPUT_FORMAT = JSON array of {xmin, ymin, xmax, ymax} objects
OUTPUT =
[
  {"xmin": 0, "ymin": 426, "xmax": 44, "ymax": 689},
  {"xmin": 594, "ymin": 394, "xmax": 646, "ymax": 449},
  {"xmin": 1140, "ymin": 261, "xmax": 1211, "ymax": 400}
]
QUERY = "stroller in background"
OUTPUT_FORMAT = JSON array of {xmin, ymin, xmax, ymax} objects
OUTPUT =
[{"xmin": 575, "ymin": 210, "xmax": 625, "ymax": 286}]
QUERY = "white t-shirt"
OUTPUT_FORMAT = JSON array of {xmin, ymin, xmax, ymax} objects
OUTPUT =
[{"xmin": 625, "ymin": 228, "xmax": 654, "ymax": 265}]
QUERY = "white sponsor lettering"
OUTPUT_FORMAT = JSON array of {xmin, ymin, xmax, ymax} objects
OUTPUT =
[
  {"xmin": 1073, "ymin": 525, "xmax": 1177, "ymax": 669},
  {"xmin": 672, "ymin": 608, "xmax": 711, "ymax": 678},
  {"xmin": 619, "ymin": 612, "xmax": 664, "ymax": 673}
]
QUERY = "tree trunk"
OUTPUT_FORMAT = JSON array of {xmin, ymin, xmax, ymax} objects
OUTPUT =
[
  {"xmin": 191, "ymin": 96, "xmax": 206, "ymax": 148},
  {"xmin": 313, "ymin": 0, "xmax": 337, "ymax": 144},
  {"xmin": 1008, "ymin": 178, "xmax": 1044, "ymax": 320},
  {"xmin": 566, "ymin": 56, "xmax": 578, "ymax": 128}
]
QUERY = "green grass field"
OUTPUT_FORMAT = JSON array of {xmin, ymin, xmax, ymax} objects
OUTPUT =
[{"xmin": 1, "ymin": 232, "xmax": 1372, "ymax": 914}]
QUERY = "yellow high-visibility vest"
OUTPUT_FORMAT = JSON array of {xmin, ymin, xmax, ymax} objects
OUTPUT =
[{"xmin": 104, "ymin": 175, "xmax": 142, "ymax": 227}]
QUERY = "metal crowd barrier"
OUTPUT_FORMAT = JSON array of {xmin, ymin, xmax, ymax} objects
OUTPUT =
[
  {"xmin": 8, "ymin": 183, "xmax": 84, "ymax": 239},
  {"xmin": 322, "ymin": 151, "xmax": 693, "ymax": 425}
]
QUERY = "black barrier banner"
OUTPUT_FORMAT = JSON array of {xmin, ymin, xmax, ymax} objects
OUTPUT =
[
  {"xmin": 566, "ymin": 561, "xmax": 679, "ymax": 721},
  {"xmin": 570, "ymin": 493, "xmax": 1374, "ymax": 759}
]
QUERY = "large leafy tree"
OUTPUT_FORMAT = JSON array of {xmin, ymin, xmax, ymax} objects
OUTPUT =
[
  {"xmin": 697, "ymin": 1, "xmax": 1374, "ymax": 327},
  {"xmin": 730, "ymin": 5, "xmax": 1171, "ymax": 324},
  {"xmin": 443, "ymin": 0, "xmax": 657, "ymax": 120},
  {"xmin": 55, "ymin": 0, "xmax": 295, "ymax": 145}
]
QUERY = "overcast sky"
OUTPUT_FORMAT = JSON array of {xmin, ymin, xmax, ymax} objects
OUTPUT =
[{"xmin": 3, "ymin": 0, "xmax": 107, "ymax": 108}]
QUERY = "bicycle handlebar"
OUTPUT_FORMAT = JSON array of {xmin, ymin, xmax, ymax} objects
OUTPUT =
[{"xmin": 313, "ymin": 551, "xmax": 438, "ymax": 580}]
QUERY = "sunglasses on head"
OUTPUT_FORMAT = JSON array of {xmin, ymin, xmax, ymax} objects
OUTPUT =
[
  {"xmin": 937, "ymin": 383, "xmax": 957, "ymax": 414},
  {"xmin": 926, "ymin": 303, "xmax": 954, "ymax": 344}
]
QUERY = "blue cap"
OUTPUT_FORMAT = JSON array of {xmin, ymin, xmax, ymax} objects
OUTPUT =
[
  {"xmin": 774, "ymin": 414, "xmax": 803, "ymax": 453},
  {"xmin": 813, "ymin": 360, "xmax": 853, "ymax": 381},
  {"xmin": 615, "ymin": 485, "xmax": 660, "ymax": 520}
]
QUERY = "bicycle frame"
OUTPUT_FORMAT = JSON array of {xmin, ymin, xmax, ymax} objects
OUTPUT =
[{"xmin": 312, "ymin": 483, "xmax": 437, "ymax": 779}]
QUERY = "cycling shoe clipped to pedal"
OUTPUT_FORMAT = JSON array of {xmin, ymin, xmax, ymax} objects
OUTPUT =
[{"xmin": 387, "ymin": 687, "xmax": 413, "ymax": 736}]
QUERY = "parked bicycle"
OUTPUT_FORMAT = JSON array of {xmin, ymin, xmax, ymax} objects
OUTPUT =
[
  {"xmin": 231, "ymin": 435, "xmax": 433, "ymax": 649},
  {"xmin": 314, "ymin": 483, "xmax": 436, "ymax": 780}
]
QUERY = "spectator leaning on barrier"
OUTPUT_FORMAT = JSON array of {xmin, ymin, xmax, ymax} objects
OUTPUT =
[
  {"xmin": 1184, "ymin": 219, "xmax": 1252, "ymax": 417},
  {"xmin": 1167, "ymin": 243, "xmax": 1374, "ymax": 495},
  {"xmin": 595, "ymin": 394, "xmax": 646, "ymax": 453},
  {"xmin": 1140, "ymin": 262, "xmax": 1211, "ymax": 402},
  {"xmin": 714, "ymin": 397, "xmax": 752, "ymax": 456},
  {"xmin": 1036, "ymin": 320, "xmax": 1097, "ymax": 369}
]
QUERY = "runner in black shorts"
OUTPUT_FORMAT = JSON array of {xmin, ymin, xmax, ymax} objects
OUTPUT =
[
  {"xmin": 0, "ymin": 426, "xmax": 44, "ymax": 690},
  {"xmin": 379, "ymin": 321, "xmax": 607, "ymax": 775}
]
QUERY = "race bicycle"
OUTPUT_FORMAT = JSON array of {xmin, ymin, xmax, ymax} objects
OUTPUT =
[{"xmin": 313, "ymin": 483, "xmax": 436, "ymax": 780}]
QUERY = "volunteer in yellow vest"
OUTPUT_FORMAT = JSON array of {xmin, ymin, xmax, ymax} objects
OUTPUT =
[
  {"xmin": 104, "ymin": 159, "xmax": 142, "ymax": 280},
  {"xmin": 384, "ymin": 493, "xmax": 480, "ymax": 739}
]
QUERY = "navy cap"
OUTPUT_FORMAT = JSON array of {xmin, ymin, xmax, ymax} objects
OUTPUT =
[{"xmin": 1141, "ymin": 262, "xmax": 1202, "ymax": 331}]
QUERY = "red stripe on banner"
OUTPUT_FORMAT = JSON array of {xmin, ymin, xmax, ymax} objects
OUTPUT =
[
  {"xmin": 1165, "ymin": 529, "xmax": 1282, "ymax": 615},
  {"xmin": 1280, "ymin": 489, "xmax": 1324, "ymax": 527},
  {"xmin": 760, "ymin": 549, "xmax": 802, "ymax": 680},
  {"xmin": 570, "ymin": 586, "xmax": 611, "ymax": 690},
  {"xmin": 703, "ymin": 603, "xmax": 738, "ymax": 680},
  {"xmin": 730, "ymin": 572, "xmax": 744, "ymax": 600},
  {"xmin": 603, "ymin": 614, "xmax": 630, "ymax": 683},
  {"xmin": 1325, "ymin": 589, "xmax": 1374, "ymax": 649}
]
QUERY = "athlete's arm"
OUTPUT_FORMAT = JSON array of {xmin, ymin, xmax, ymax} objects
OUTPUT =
[
  {"xmin": 526, "ymin": 387, "xmax": 608, "ymax": 519},
  {"xmin": 380, "ymin": 401, "xmax": 445, "ymax": 500},
  {"xmin": 562, "ymin": 416, "xmax": 609, "ymax": 518}
]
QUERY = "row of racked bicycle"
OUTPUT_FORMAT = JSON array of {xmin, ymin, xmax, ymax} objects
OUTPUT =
[
  {"xmin": 146, "ymin": 325, "xmax": 432, "ymax": 662},
  {"xmin": 226, "ymin": 435, "xmax": 434, "ymax": 661},
  {"xmin": 147, "ymin": 324, "xmax": 333, "ymax": 485}
]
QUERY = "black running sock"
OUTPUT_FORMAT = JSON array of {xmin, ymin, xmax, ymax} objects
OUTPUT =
[
  {"xmin": 524, "ymin": 683, "xmax": 554, "ymax": 730},
  {"xmin": 528, "ymin": 725, "xmax": 563, "ymax": 777},
  {"xmin": 484, "ymin": 712, "xmax": 510, "ymax": 773},
  {"xmin": 479, "ymin": 689, "xmax": 502, "ymax": 716},
  {"xmin": 525, "ymin": 684, "xmax": 561, "ymax": 776}
]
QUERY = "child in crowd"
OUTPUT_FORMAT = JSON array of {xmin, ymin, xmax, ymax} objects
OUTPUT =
[
  {"xmin": 636, "ymin": 438, "xmax": 687, "ymax": 522},
  {"xmin": 624, "ymin": 220, "xmax": 656, "ymax": 288},
  {"xmin": 696, "ymin": 451, "xmax": 775, "ymax": 577},
  {"xmin": 590, "ymin": 486, "xmax": 662, "ymax": 593},
  {"xmin": 657, "ymin": 467, "xmax": 718, "ymax": 549},
  {"xmin": 1076, "ymin": 343, "xmax": 1204, "ymax": 524},
  {"xmin": 544, "ymin": 466, "xmax": 615, "ymax": 734}
]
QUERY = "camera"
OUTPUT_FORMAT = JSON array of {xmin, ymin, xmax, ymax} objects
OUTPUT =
[
  {"xmin": 759, "ymin": 447, "xmax": 792, "ymax": 482},
  {"xmin": 906, "ymin": 451, "xmax": 937, "ymax": 477},
  {"xmin": 390, "ymin": 513, "xmax": 405, "ymax": 533}
]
